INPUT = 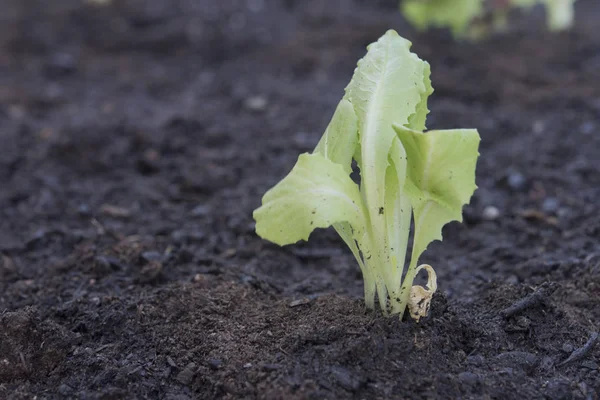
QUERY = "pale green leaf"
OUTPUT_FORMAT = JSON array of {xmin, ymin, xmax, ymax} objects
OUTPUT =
[
  {"xmin": 385, "ymin": 137, "xmax": 412, "ymax": 292},
  {"xmin": 393, "ymin": 125, "xmax": 480, "ymax": 260},
  {"xmin": 407, "ymin": 62, "xmax": 433, "ymax": 132},
  {"xmin": 313, "ymin": 99, "xmax": 368, "ymax": 294},
  {"xmin": 344, "ymin": 29, "xmax": 428, "ymax": 241},
  {"xmin": 314, "ymin": 99, "xmax": 359, "ymax": 174},
  {"xmin": 333, "ymin": 221, "xmax": 377, "ymax": 308},
  {"xmin": 253, "ymin": 153, "xmax": 366, "ymax": 246}
]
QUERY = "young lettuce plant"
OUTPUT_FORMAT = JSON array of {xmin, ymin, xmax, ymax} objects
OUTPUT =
[{"xmin": 253, "ymin": 30, "xmax": 480, "ymax": 321}]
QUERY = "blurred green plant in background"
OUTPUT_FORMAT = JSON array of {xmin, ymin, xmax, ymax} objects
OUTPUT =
[{"xmin": 401, "ymin": 0, "xmax": 577, "ymax": 38}]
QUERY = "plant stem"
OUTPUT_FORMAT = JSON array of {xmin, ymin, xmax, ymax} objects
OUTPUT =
[
  {"xmin": 395, "ymin": 252, "xmax": 419, "ymax": 318},
  {"xmin": 362, "ymin": 263, "xmax": 376, "ymax": 309}
]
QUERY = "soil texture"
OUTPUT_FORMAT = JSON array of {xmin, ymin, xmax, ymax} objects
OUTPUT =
[{"xmin": 1, "ymin": 0, "xmax": 600, "ymax": 399}]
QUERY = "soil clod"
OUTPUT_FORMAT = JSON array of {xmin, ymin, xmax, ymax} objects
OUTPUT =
[
  {"xmin": 1, "ymin": 1, "xmax": 599, "ymax": 399},
  {"xmin": 176, "ymin": 363, "xmax": 196, "ymax": 385}
]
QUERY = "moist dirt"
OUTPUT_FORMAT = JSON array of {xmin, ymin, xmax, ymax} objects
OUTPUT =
[{"xmin": 1, "ymin": 0, "xmax": 599, "ymax": 399}]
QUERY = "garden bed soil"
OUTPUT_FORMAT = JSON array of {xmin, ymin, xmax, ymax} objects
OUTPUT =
[{"xmin": 1, "ymin": 0, "xmax": 600, "ymax": 399}]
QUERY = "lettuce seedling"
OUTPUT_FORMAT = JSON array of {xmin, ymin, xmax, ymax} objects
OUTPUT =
[{"xmin": 253, "ymin": 30, "xmax": 480, "ymax": 320}]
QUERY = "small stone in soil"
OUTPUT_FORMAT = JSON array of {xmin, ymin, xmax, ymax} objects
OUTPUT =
[
  {"xmin": 581, "ymin": 121, "xmax": 594, "ymax": 135},
  {"xmin": 191, "ymin": 204, "xmax": 211, "ymax": 216},
  {"xmin": 7, "ymin": 105, "xmax": 25, "ymax": 120},
  {"xmin": 539, "ymin": 356, "xmax": 555, "ymax": 371},
  {"xmin": 167, "ymin": 356, "xmax": 177, "ymax": 367},
  {"xmin": 77, "ymin": 204, "xmax": 91, "ymax": 216},
  {"xmin": 289, "ymin": 298, "xmax": 311, "ymax": 307},
  {"xmin": 458, "ymin": 371, "xmax": 481, "ymax": 385},
  {"xmin": 45, "ymin": 52, "xmax": 77, "ymax": 77},
  {"xmin": 515, "ymin": 316, "xmax": 531, "ymax": 329},
  {"xmin": 244, "ymin": 95, "xmax": 267, "ymax": 112},
  {"xmin": 497, "ymin": 367, "xmax": 515, "ymax": 376},
  {"xmin": 176, "ymin": 362, "xmax": 196, "ymax": 385},
  {"xmin": 542, "ymin": 197, "xmax": 560, "ymax": 213},
  {"xmin": 532, "ymin": 120, "xmax": 545, "ymax": 134},
  {"xmin": 466, "ymin": 355, "xmax": 486, "ymax": 366},
  {"xmin": 292, "ymin": 131, "xmax": 315, "ymax": 149},
  {"xmin": 141, "ymin": 251, "xmax": 162, "ymax": 263},
  {"xmin": 208, "ymin": 359, "xmax": 223, "ymax": 370},
  {"xmin": 171, "ymin": 229, "xmax": 205, "ymax": 244},
  {"xmin": 482, "ymin": 206, "xmax": 500, "ymax": 221},
  {"xmin": 562, "ymin": 343, "xmax": 574, "ymax": 353},
  {"xmin": 507, "ymin": 171, "xmax": 526, "ymax": 190}
]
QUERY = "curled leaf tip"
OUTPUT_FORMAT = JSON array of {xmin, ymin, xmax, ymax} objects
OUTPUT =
[{"xmin": 408, "ymin": 264, "xmax": 438, "ymax": 322}]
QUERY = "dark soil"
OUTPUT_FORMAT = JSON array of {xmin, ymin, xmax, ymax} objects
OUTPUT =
[{"xmin": 1, "ymin": 0, "xmax": 600, "ymax": 399}]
